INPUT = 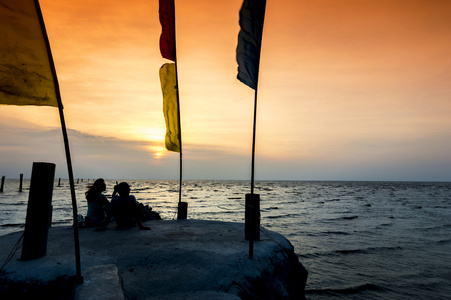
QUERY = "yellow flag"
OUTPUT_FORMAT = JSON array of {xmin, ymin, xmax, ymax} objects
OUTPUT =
[
  {"xmin": 0, "ymin": 0, "xmax": 58, "ymax": 107},
  {"xmin": 160, "ymin": 63, "xmax": 180, "ymax": 152}
]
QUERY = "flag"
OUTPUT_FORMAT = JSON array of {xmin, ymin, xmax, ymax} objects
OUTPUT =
[
  {"xmin": 160, "ymin": 63, "xmax": 180, "ymax": 152},
  {"xmin": 236, "ymin": 0, "xmax": 267, "ymax": 90},
  {"xmin": 159, "ymin": 0, "xmax": 176, "ymax": 62},
  {"xmin": 0, "ymin": 0, "xmax": 58, "ymax": 107}
]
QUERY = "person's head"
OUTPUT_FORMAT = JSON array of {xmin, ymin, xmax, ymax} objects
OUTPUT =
[
  {"xmin": 115, "ymin": 182, "xmax": 131, "ymax": 197},
  {"xmin": 86, "ymin": 178, "xmax": 106, "ymax": 198}
]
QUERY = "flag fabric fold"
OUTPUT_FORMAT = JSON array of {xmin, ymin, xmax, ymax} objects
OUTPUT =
[
  {"xmin": 0, "ymin": 0, "xmax": 58, "ymax": 107},
  {"xmin": 160, "ymin": 63, "xmax": 180, "ymax": 152},
  {"xmin": 159, "ymin": 0, "xmax": 176, "ymax": 62},
  {"xmin": 236, "ymin": 0, "xmax": 267, "ymax": 90}
]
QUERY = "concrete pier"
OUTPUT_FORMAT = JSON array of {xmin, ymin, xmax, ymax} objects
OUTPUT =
[{"xmin": 0, "ymin": 220, "xmax": 307, "ymax": 299}]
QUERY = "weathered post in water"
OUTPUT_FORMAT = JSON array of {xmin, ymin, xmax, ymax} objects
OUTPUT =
[
  {"xmin": 0, "ymin": 176, "xmax": 5, "ymax": 192},
  {"xmin": 19, "ymin": 173, "xmax": 23, "ymax": 192},
  {"xmin": 21, "ymin": 162, "xmax": 55, "ymax": 261},
  {"xmin": 58, "ymin": 177, "xmax": 61, "ymax": 186}
]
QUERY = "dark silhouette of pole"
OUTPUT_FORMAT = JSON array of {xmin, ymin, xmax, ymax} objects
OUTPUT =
[
  {"xmin": 21, "ymin": 162, "xmax": 55, "ymax": 260},
  {"xmin": 19, "ymin": 173, "xmax": 23, "ymax": 192},
  {"xmin": 171, "ymin": 0, "xmax": 187, "ymax": 220},
  {"xmin": 247, "ymin": 87, "xmax": 261, "ymax": 259},
  {"xmin": 0, "ymin": 176, "xmax": 5, "ymax": 192},
  {"xmin": 34, "ymin": 0, "xmax": 82, "ymax": 283}
]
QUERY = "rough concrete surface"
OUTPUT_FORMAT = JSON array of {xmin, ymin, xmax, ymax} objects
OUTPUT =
[{"xmin": 0, "ymin": 220, "xmax": 307, "ymax": 299}]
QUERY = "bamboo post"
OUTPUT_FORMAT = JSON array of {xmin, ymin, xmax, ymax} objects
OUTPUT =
[
  {"xmin": 21, "ymin": 162, "xmax": 55, "ymax": 260},
  {"xmin": 19, "ymin": 173, "xmax": 23, "ymax": 192},
  {"xmin": 34, "ymin": 0, "xmax": 82, "ymax": 283},
  {"xmin": 0, "ymin": 176, "xmax": 5, "ymax": 192}
]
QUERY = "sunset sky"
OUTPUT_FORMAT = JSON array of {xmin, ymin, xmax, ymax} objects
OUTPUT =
[{"xmin": 1, "ymin": 0, "xmax": 451, "ymax": 181}]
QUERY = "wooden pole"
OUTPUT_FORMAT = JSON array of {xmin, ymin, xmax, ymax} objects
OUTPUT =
[
  {"xmin": 19, "ymin": 173, "xmax": 23, "ymax": 192},
  {"xmin": 21, "ymin": 162, "xmax": 55, "ymax": 260},
  {"xmin": 34, "ymin": 0, "xmax": 82, "ymax": 283},
  {"xmin": 0, "ymin": 176, "xmax": 5, "ymax": 193}
]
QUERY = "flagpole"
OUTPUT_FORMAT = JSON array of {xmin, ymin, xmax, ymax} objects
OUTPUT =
[
  {"xmin": 35, "ymin": 0, "xmax": 82, "ymax": 283},
  {"xmin": 236, "ymin": 0, "xmax": 267, "ymax": 259},
  {"xmin": 172, "ymin": 0, "xmax": 185, "ymax": 217},
  {"xmin": 251, "ymin": 87, "xmax": 258, "ymax": 195},
  {"xmin": 174, "ymin": 61, "xmax": 182, "ymax": 205},
  {"xmin": 173, "ymin": 0, "xmax": 182, "ymax": 203}
]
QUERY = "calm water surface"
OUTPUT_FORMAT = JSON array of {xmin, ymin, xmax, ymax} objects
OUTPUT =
[{"xmin": 1, "ymin": 179, "xmax": 450, "ymax": 299}]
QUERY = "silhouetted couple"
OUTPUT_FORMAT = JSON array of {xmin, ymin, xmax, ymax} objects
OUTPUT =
[{"xmin": 85, "ymin": 179, "xmax": 150, "ymax": 230}]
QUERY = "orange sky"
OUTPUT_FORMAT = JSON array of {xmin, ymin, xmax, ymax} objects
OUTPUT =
[{"xmin": 1, "ymin": 0, "xmax": 451, "ymax": 180}]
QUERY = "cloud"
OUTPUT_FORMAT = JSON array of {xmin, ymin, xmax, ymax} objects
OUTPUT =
[{"xmin": 0, "ymin": 121, "xmax": 252, "ymax": 180}]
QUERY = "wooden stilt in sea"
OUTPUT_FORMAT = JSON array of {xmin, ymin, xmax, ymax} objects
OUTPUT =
[
  {"xmin": 0, "ymin": 176, "xmax": 5, "ymax": 192},
  {"xmin": 19, "ymin": 173, "xmax": 23, "ymax": 192}
]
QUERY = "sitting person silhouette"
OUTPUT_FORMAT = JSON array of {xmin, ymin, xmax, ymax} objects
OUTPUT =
[
  {"xmin": 97, "ymin": 182, "xmax": 150, "ymax": 230},
  {"xmin": 84, "ymin": 178, "xmax": 110, "ymax": 227}
]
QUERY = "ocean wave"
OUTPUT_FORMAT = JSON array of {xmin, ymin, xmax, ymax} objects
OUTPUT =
[
  {"xmin": 0, "ymin": 223, "xmax": 24, "ymax": 228},
  {"xmin": 342, "ymin": 215, "xmax": 358, "ymax": 220},
  {"xmin": 324, "ymin": 231, "xmax": 351, "ymax": 235},
  {"xmin": 304, "ymin": 231, "xmax": 351, "ymax": 237},
  {"xmin": 335, "ymin": 246, "xmax": 403, "ymax": 256},
  {"xmin": 305, "ymin": 282, "xmax": 381, "ymax": 295},
  {"xmin": 266, "ymin": 213, "xmax": 301, "ymax": 219},
  {"xmin": 324, "ymin": 215, "xmax": 359, "ymax": 222},
  {"xmin": 300, "ymin": 246, "xmax": 403, "ymax": 259}
]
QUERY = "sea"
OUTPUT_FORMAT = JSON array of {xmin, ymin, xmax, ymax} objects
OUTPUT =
[{"xmin": 1, "ymin": 179, "xmax": 450, "ymax": 299}]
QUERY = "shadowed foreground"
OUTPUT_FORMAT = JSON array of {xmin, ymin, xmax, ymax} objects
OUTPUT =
[{"xmin": 0, "ymin": 220, "xmax": 307, "ymax": 299}]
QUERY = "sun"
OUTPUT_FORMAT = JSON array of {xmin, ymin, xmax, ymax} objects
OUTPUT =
[{"xmin": 148, "ymin": 146, "xmax": 167, "ymax": 159}]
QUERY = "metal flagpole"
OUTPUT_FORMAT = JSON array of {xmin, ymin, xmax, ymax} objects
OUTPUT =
[
  {"xmin": 251, "ymin": 88, "xmax": 258, "ymax": 195},
  {"xmin": 35, "ymin": 0, "xmax": 82, "ymax": 283},
  {"xmin": 174, "ymin": 60, "xmax": 183, "ymax": 205},
  {"xmin": 172, "ymin": 0, "xmax": 186, "ymax": 219},
  {"xmin": 245, "ymin": 0, "xmax": 267, "ymax": 259},
  {"xmin": 248, "ymin": 83, "xmax": 260, "ymax": 259}
]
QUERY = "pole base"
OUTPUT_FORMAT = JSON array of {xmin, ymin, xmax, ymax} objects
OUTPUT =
[
  {"xmin": 177, "ymin": 202, "xmax": 188, "ymax": 220},
  {"xmin": 245, "ymin": 193, "xmax": 260, "ymax": 241}
]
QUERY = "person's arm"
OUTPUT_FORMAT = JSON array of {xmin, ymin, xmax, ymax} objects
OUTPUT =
[
  {"xmin": 112, "ymin": 184, "xmax": 119, "ymax": 197},
  {"xmin": 95, "ymin": 201, "xmax": 113, "ymax": 231},
  {"xmin": 130, "ymin": 196, "xmax": 150, "ymax": 230},
  {"xmin": 134, "ymin": 207, "xmax": 150, "ymax": 230},
  {"xmin": 101, "ymin": 195, "xmax": 110, "ymax": 211}
]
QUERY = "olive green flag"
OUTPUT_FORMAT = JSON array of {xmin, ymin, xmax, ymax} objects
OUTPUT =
[
  {"xmin": 160, "ymin": 63, "xmax": 180, "ymax": 152},
  {"xmin": 0, "ymin": 0, "xmax": 58, "ymax": 107}
]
